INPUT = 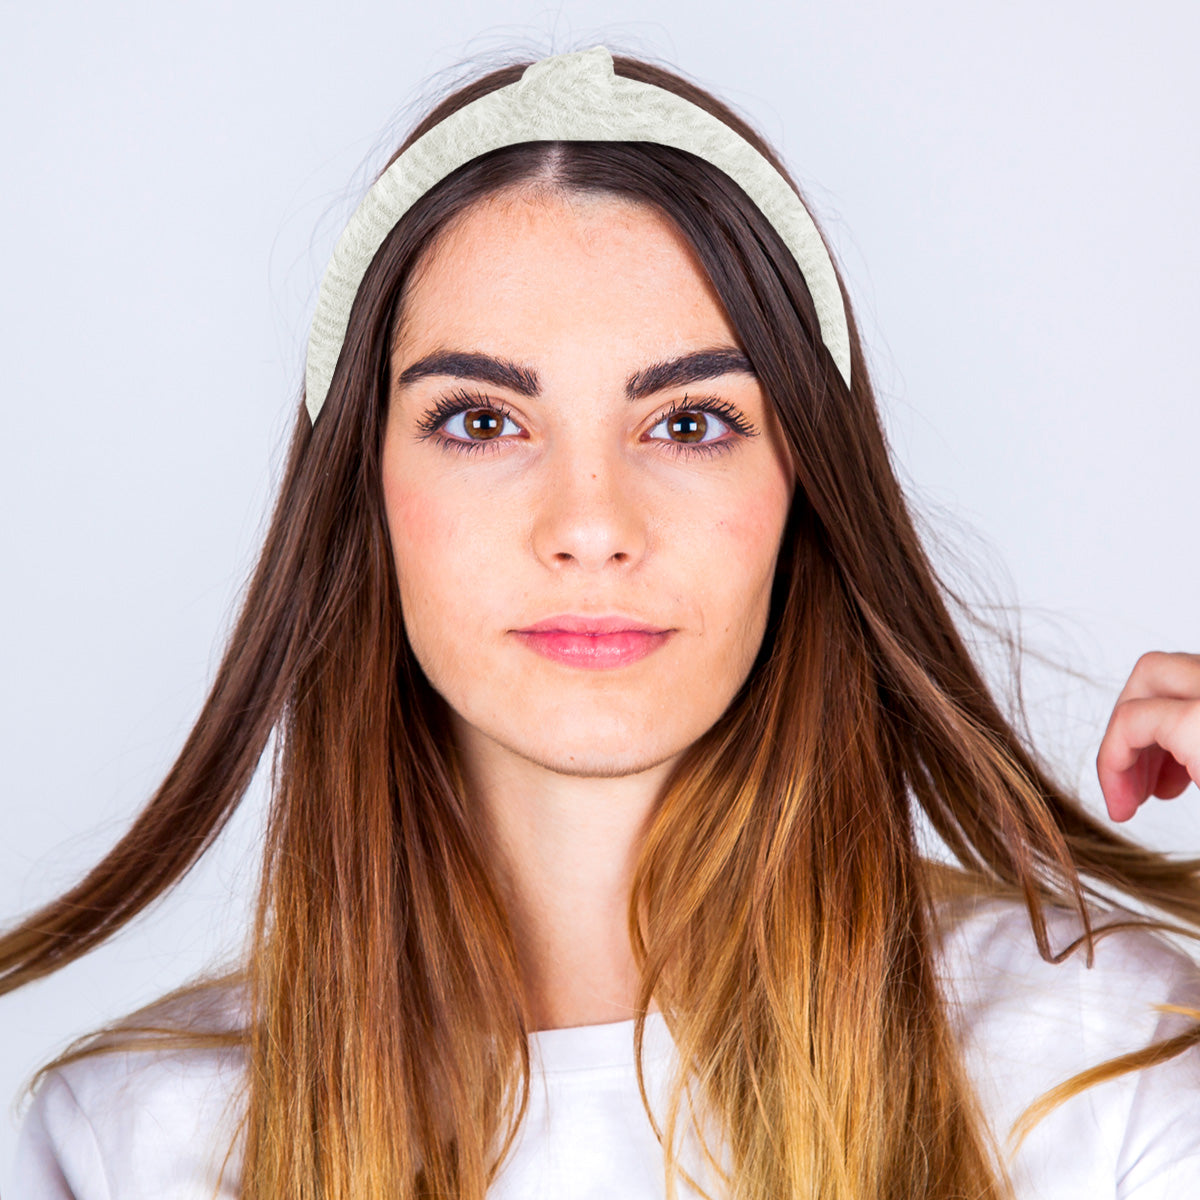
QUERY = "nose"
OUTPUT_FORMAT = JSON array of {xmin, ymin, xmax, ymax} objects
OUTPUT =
[{"xmin": 530, "ymin": 442, "xmax": 648, "ymax": 572}]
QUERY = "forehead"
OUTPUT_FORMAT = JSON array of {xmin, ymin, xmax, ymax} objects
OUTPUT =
[{"xmin": 392, "ymin": 188, "xmax": 739, "ymax": 357}]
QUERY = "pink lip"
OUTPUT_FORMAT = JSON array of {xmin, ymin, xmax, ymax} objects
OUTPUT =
[
  {"xmin": 518, "ymin": 614, "xmax": 668, "ymax": 635},
  {"xmin": 512, "ymin": 614, "xmax": 673, "ymax": 669}
]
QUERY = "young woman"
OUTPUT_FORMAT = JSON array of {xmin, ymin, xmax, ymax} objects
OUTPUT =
[{"xmin": 4, "ymin": 44, "xmax": 1200, "ymax": 1200}]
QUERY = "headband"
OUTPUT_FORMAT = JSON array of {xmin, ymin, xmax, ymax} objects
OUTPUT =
[{"xmin": 304, "ymin": 44, "xmax": 851, "ymax": 423}]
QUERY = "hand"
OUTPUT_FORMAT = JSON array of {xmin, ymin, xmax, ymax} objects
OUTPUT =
[{"xmin": 1096, "ymin": 651, "xmax": 1200, "ymax": 822}]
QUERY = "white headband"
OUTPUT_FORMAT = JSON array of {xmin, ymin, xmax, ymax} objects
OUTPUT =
[{"xmin": 304, "ymin": 44, "xmax": 852, "ymax": 423}]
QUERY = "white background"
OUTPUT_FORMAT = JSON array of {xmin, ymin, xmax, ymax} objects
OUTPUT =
[{"xmin": 2, "ymin": 0, "xmax": 1197, "ymax": 1182}]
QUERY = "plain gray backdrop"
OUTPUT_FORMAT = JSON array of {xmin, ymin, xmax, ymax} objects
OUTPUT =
[{"xmin": 2, "ymin": 0, "xmax": 1197, "ymax": 1182}]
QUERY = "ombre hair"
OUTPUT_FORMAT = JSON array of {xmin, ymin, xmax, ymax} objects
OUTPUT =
[{"xmin": 4, "ymin": 48, "xmax": 1200, "ymax": 1200}]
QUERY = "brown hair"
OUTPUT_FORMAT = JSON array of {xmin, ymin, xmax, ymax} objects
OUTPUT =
[{"xmin": 4, "ymin": 47, "xmax": 1200, "ymax": 1200}]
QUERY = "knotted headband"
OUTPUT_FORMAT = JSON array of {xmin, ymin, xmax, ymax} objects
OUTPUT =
[{"xmin": 304, "ymin": 44, "xmax": 851, "ymax": 423}]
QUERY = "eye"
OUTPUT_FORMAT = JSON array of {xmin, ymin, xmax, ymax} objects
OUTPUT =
[
  {"xmin": 646, "ymin": 408, "xmax": 732, "ymax": 445},
  {"xmin": 440, "ymin": 406, "xmax": 523, "ymax": 443},
  {"xmin": 643, "ymin": 395, "xmax": 756, "ymax": 452},
  {"xmin": 413, "ymin": 389, "xmax": 527, "ymax": 453}
]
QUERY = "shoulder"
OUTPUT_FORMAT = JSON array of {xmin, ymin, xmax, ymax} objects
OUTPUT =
[
  {"xmin": 935, "ymin": 893, "xmax": 1200, "ymax": 1038},
  {"xmin": 11, "ymin": 981, "xmax": 248, "ymax": 1200},
  {"xmin": 933, "ymin": 894, "xmax": 1200, "ymax": 1198}
]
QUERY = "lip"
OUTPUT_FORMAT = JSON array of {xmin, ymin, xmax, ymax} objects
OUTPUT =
[
  {"xmin": 515, "ymin": 614, "xmax": 670, "ymax": 635},
  {"xmin": 512, "ymin": 614, "xmax": 674, "ymax": 669}
]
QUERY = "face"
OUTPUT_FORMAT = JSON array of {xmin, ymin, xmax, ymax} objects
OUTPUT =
[{"xmin": 382, "ymin": 187, "xmax": 795, "ymax": 779}]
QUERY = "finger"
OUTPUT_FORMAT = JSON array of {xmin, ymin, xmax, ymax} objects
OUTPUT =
[
  {"xmin": 1099, "ymin": 652, "xmax": 1200, "ymax": 821},
  {"xmin": 1122, "ymin": 744, "xmax": 1193, "ymax": 800},
  {"xmin": 1109, "ymin": 650, "xmax": 1200, "ymax": 710},
  {"xmin": 1154, "ymin": 756, "xmax": 1194, "ymax": 800},
  {"xmin": 1096, "ymin": 696, "xmax": 1200, "ymax": 821}
]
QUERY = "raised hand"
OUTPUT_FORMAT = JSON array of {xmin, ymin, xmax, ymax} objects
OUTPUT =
[{"xmin": 1096, "ymin": 651, "xmax": 1200, "ymax": 822}]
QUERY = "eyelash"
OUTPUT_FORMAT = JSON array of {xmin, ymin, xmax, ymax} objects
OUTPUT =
[{"xmin": 414, "ymin": 388, "xmax": 759, "ymax": 457}]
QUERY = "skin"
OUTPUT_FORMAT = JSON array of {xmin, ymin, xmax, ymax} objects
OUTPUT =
[
  {"xmin": 377, "ymin": 185, "xmax": 1200, "ymax": 1028},
  {"xmin": 1097, "ymin": 651, "xmax": 1200, "ymax": 821},
  {"xmin": 382, "ymin": 187, "xmax": 794, "ymax": 1028}
]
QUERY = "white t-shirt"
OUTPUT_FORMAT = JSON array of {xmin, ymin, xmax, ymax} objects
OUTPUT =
[{"xmin": 11, "ymin": 896, "xmax": 1200, "ymax": 1198}]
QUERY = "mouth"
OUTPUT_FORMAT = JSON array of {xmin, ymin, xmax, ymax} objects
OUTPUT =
[
  {"xmin": 511, "ymin": 614, "xmax": 674, "ymax": 669},
  {"xmin": 516, "ymin": 614, "xmax": 670, "ymax": 635}
]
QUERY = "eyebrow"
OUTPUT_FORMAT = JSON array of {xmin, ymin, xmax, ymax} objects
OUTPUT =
[{"xmin": 393, "ymin": 346, "xmax": 757, "ymax": 402}]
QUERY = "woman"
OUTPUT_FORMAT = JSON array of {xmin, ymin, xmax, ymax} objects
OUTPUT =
[{"xmin": 4, "ymin": 43, "xmax": 1200, "ymax": 1200}]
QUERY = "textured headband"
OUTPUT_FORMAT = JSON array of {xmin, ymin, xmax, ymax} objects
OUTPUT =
[{"xmin": 304, "ymin": 44, "xmax": 851, "ymax": 423}]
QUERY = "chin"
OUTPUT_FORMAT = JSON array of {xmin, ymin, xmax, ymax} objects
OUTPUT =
[
  {"xmin": 475, "ymin": 702, "xmax": 697, "ymax": 780},
  {"xmin": 516, "ymin": 738, "xmax": 683, "ymax": 780}
]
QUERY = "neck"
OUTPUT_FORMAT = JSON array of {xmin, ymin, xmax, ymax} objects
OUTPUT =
[{"xmin": 454, "ymin": 717, "xmax": 674, "ymax": 1031}]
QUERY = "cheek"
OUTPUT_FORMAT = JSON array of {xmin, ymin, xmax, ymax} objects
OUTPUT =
[
  {"xmin": 383, "ymin": 473, "xmax": 512, "ymax": 656},
  {"xmin": 713, "ymin": 486, "xmax": 789, "ymax": 551},
  {"xmin": 704, "ymin": 479, "xmax": 792, "ymax": 621},
  {"xmin": 385, "ymin": 477, "xmax": 444, "ymax": 589},
  {"xmin": 384, "ymin": 473, "xmax": 457, "ymax": 626}
]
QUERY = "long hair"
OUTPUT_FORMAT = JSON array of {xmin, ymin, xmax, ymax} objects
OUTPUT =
[{"xmin": 4, "ymin": 49, "xmax": 1200, "ymax": 1200}]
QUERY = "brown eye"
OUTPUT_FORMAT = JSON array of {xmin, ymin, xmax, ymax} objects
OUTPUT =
[
  {"xmin": 436, "ymin": 405, "xmax": 522, "ymax": 444},
  {"xmin": 667, "ymin": 412, "xmax": 708, "ymax": 443},
  {"xmin": 647, "ymin": 407, "xmax": 732, "ymax": 447},
  {"xmin": 464, "ymin": 409, "xmax": 503, "ymax": 440}
]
